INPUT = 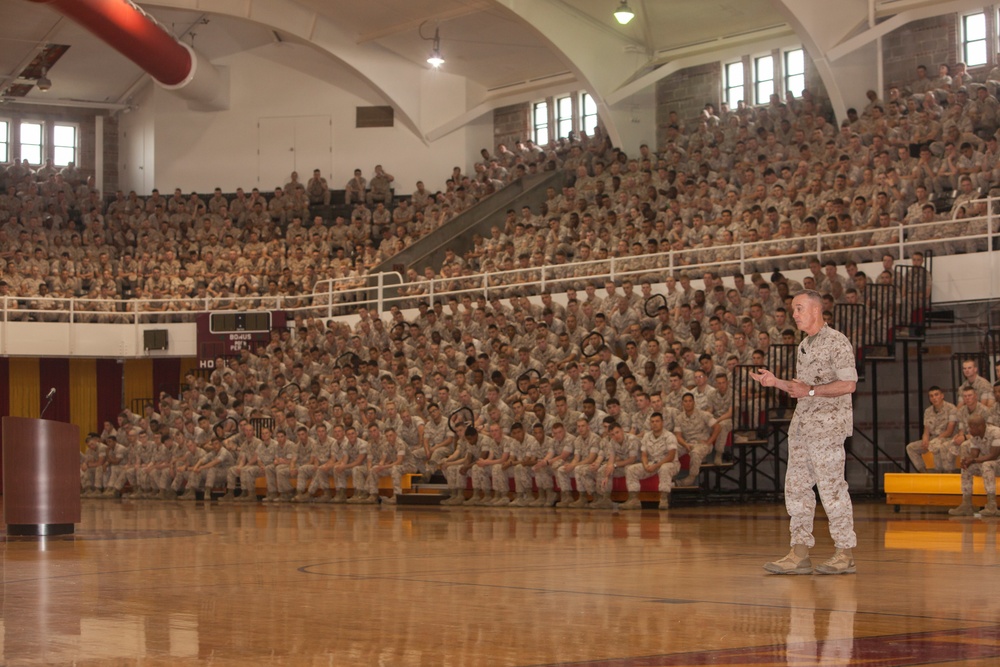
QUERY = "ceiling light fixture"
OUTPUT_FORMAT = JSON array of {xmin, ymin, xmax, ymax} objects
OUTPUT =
[
  {"xmin": 613, "ymin": 0, "xmax": 635, "ymax": 25},
  {"xmin": 426, "ymin": 27, "xmax": 445, "ymax": 68},
  {"xmin": 36, "ymin": 67, "xmax": 52, "ymax": 92}
]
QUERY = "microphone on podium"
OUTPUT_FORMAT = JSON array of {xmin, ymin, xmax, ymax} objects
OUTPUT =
[{"xmin": 41, "ymin": 387, "xmax": 57, "ymax": 418}]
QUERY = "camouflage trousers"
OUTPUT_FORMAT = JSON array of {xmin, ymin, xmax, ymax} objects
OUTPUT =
[
  {"xmin": 625, "ymin": 460, "xmax": 681, "ymax": 492},
  {"xmin": 785, "ymin": 434, "xmax": 857, "ymax": 550},
  {"xmin": 961, "ymin": 461, "xmax": 997, "ymax": 495}
]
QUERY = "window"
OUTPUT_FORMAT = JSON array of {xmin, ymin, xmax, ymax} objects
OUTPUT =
[
  {"xmin": 963, "ymin": 12, "xmax": 987, "ymax": 67},
  {"xmin": 53, "ymin": 123, "xmax": 77, "ymax": 166},
  {"xmin": 19, "ymin": 121, "xmax": 43, "ymax": 165},
  {"xmin": 533, "ymin": 101, "xmax": 549, "ymax": 146},
  {"xmin": 556, "ymin": 96, "xmax": 573, "ymax": 140},
  {"xmin": 0, "ymin": 120, "xmax": 8, "ymax": 163},
  {"xmin": 581, "ymin": 93, "xmax": 598, "ymax": 136},
  {"xmin": 784, "ymin": 48, "xmax": 805, "ymax": 98},
  {"xmin": 754, "ymin": 55, "xmax": 774, "ymax": 104},
  {"xmin": 724, "ymin": 61, "xmax": 745, "ymax": 108}
]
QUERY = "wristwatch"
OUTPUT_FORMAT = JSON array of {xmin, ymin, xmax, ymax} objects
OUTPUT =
[{"xmin": 808, "ymin": 386, "xmax": 816, "ymax": 397}]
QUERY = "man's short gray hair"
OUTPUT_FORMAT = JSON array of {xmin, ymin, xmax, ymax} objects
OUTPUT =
[{"xmin": 794, "ymin": 289, "xmax": 823, "ymax": 306}]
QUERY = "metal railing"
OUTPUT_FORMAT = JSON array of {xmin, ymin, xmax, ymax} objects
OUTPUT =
[{"xmin": 0, "ymin": 202, "xmax": 996, "ymax": 324}]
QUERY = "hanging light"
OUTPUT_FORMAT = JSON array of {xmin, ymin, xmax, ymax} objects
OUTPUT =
[
  {"xmin": 36, "ymin": 66, "xmax": 52, "ymax": 92},
  {"xmin": 426, "ymin": 27, "xmax": 445, "ymax": 68},
  {"xmin": 613, "ymin": 0, "xmax": 635, "ymax": 25}
]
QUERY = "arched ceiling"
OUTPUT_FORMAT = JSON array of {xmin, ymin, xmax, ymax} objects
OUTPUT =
[
  {"xmin": 1, "ymin": 0, "xmax": 787, "ymax": 107},
  {"xmin": 0, "ymin": 0, "xmax": 970, "ymax": 140}
]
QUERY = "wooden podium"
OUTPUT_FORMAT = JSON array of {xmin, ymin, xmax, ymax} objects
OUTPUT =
[{"xmin": 2, "ymin": 417, "xmax": 81, "ymax": 536}]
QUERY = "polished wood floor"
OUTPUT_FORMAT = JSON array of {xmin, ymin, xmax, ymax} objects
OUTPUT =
[{"xmin": 2, "ymin": 497, "xmax": 999, "ymax": 666}]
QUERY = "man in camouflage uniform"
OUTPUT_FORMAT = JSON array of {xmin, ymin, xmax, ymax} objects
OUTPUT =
[
  {"xmin": 673, "ymin": 393, "xmax": 719, "ymax": 485},
  {"xmin": 440, "ymin": 426, "xmax": 479, "ymax": 506},
  {"xmin": 752, "ymin": 291, "xmax": 859, "ymax": 575},
  {"xmin": 952, "ymin": 387, "xmax": 988, "ymax": 460},
  {"xmin": 532, "ymin": 421, "xmax": 577, "ymax": 507},
  {"xmin": 80, "ymin": 434, "xmax": 107, "ymax": 497},
  {"xmin": 948, "ymin": 415, "xmax": 1000, "ymax": 517},
  {"xmin": 382, "ymin": 428, "xmax": 418, "ymax": 505},
  {"xmin": 226, "ymin": 421, "xmax": 262, "ymax": 502},
  {"xmin": 194, "ymin": 438, "xmax": 234, "ymax": 498},
  {"xmin": 905, "ymin": 386, "xmax": 958, "ymax": 472},
  {"xmin": 622, "ymin": 412, "xmax": 680, "ymax": 510}
]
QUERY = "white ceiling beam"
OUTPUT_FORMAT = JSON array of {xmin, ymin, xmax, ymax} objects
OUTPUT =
[
  {"xmin": 827, "ymin": 0, "xmax": 986, "ymax": 61},
  {"xmin": 606, "ymin": 26, "xmax": 797, "ymax": 106}
]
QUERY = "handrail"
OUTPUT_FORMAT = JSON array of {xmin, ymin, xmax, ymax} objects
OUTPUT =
[{"xmin": 0, "ymin": 208, "xmax": 994, "ymax": 323}]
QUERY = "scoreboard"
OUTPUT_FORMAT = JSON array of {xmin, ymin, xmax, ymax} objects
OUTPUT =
[{"xmin": 195, "ymin": 311, "xmax": 286, "ymax": 368}]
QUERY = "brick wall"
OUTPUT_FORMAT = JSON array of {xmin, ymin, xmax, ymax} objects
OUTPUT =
[
  {"xmin": 493, "ymin": 102, "xmax": 530, "ymax": 150},
  {"xmin": 655, "ymin": 62, "xmax": 721, "ymax": 146},
  {"xmin": 882, "ymin": 15, "xmax": 958, "ymax": 94},
  {"xmin": 2, "ymin": 104, "xmax": 118, "ymax": 193},
  {"xmin": 654, "ymin": 49, "xmax": 831, "ymax": 148}
]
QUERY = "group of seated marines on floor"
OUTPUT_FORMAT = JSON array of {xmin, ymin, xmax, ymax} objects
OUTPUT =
[
  {"xmin": 77, "ymin": 253, "xmax": 931, "ymax": 509},
  {"xmin": 903, "ymin": 358, "xmax": 1000, "ymax": 516}
]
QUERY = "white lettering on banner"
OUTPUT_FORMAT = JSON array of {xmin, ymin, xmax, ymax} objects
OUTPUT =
[{"xmin": 228, "ymin": 333, "xmax": 252, "ymax": 341}]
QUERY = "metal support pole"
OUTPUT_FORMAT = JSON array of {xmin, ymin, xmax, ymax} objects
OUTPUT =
[
  {"xmin": 870, "ymin": 361, "xmax": 880, "ymax": 493},
  {"xmin": 902, "ymin": 342, "xmax": 911, "ymax": 472}
]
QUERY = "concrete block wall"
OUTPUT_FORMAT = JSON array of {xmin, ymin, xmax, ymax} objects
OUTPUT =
[
  {"xmin": 654, "ymin": 49, "xmax": 830, "ymax": 149},
  {"xmin": 493, "ymin": 102, "xmax": 530, "ymax": 151},
  {"xmin": 655, "ymin": 63, "xmax": 720, "ymax": 140},
  {"xmin": 882, "ymin": 15, "xmax": 958, "ymax": 94}
]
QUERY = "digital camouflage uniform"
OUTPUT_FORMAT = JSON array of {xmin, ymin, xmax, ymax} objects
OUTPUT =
[
  {"xmin": 906, "ymin": 402, "xmax": 957, "ymax": 472},
  {"xmin": 786, "ymin": 325, "xmax": 858, "ymax": 551},
  {"xmin": 960, "ymin": 424, "xmax": 1000, "ymax": 496},
  {"xmin": 626, "ymin": 429, "xmax": 680, "ymax": 492}
]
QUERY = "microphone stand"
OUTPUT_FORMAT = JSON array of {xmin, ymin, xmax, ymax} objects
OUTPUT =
[{"xmin": 41, "ymin": 393, "xmax": 56, "ymax": 419}]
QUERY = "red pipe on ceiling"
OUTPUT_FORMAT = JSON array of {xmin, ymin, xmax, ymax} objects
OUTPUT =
[{"xmin": 29, "ymin": 0, "xmax": 192, "ymax": 86}]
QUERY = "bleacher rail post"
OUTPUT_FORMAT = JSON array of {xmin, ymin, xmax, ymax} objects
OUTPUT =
[{"xmin": 376, "ymin": 272, "xmax": 384, "ymax": 314}]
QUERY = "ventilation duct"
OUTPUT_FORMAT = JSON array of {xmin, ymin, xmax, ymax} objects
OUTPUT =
[{"xmin": 29, "ymin": 0, "xmax": 227, "ymax": 110}]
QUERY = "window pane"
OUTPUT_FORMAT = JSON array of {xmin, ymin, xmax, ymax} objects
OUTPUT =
[
  {"xmin": 756, "ymin": 56, "xmax": 773, "ymax": 81},
  {"xmin": 965, "ymin": 13, "xmax": 986, "ymax": 40},
  {"xmin": 756, "ymin": 80, "xmax": 774, "ymax": 104},
  {"xmin": 582, "ymin": 93, "xmax": 597, "ymax": 115},
  {"xmin": 54, "ymin": 146, "xmax": 75, "ymax": 166},
  {"xmin": 535, "ymin": 127, "xmax": 548, "ymax": 146},
  {"xmin": 727, "ymin": 85, "xmax": 745, "ymax": 108},
  {"xmin": 54, "ymin": 124, "xmax": 75, "ymax": 146},
  {"xmin": 583, "ymin": 115, "xmax": 597, "ymax": 136},
  {"xmin": 21, "ymin": 144, "xmax": 41, "ymax": 165},
  {"xmin": 0, "ymin": 120, "xmax": 7, "ymax": 163},
  {"xmin": 786, "ymin": 74, "xmax": 805, "ymax": 98},
  {"xmin": 558, "ymin": 97, "xmax": 572, "ymax": 119},
  {"xmin": 967, "ymin": 40, "xmax": 987, "ymax": 67},
  {"xmin": 727, "ymin": 62, "xmax": 743, "ymax": 83},
  {"xmin": 20, "ymin": 122, "xmax": 41, "ymax": 144},
  {"xmin": 534, "ymin": 102, "xmax": 547, "ymax": 124},
  {"xmin": 785, "ymin": 49, "xmax": 804, "ymax": 75}
]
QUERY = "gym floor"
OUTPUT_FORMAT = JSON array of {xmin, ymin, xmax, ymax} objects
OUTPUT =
[{"xmin": 1, "ymin": 499, "xmax": 998, "ymax": 666}]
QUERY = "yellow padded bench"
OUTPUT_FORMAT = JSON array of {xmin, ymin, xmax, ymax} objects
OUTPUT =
[{"xmin": 884, "ymin": 472, "xmax": 991, "ymax": 510}]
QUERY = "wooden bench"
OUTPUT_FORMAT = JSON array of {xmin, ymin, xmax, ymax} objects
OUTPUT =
[{"xmin": 884, "ymin": 472, "xmax": 992, "ymax": 511}]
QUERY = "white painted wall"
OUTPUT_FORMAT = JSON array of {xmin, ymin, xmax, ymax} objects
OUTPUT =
[
  {"xmin": 118, "ymin": 83, "xmax": 156, "ymax": 195},
  {"xmin": 117, "ymin": 43, "xmax": 491, "ymax": 197}
]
